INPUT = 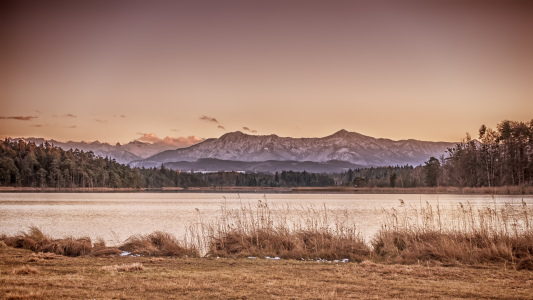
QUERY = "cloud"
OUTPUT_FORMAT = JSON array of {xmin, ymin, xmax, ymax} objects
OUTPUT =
[
  {"xmin": 136, "ymin": 133, "xmax": 204, "ymax": 147},
  {"xmin": 65, "ymin": 114, "xmax": 77, "ymax": 118},
  {"xmin": 95, "ymin": 119, "xmax": 107, "ymax": 124},
  {"xmin": 113, "ymin": 114, "xmax": 126, "ymax": 118},
  {"xmin": 218, "ymin": 125, "xmax": 226, "ymax": 130},
  {"xmin": 243, "ymin": 126, "xmax": 257, "ymax": 133},
  {"xmin": 68, "ymin": 125, "xmax": 77, "ymax": 129},
  {"xmin": 171, "ymin": 129, "xmax": 178, "ymax": 132},
  {"xmin": 161, "ymin": 136, "xmax": 204, "ymax": 147},
  {"xmin": 136, "ymin": 133, "xmax": 161, "ymax": 143},
  {"xmin": 0, "ymin": 116, "xmax": 37, "ymax": 121},
  {"xmin": 200, "ymin": 115, "xmax": 218, "ymax": 123},
  {"xmin": 31, "ymin": 124, "xmax": 43, "ymax": 127}
]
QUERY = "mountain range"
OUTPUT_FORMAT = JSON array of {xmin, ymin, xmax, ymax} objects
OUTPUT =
[
  {"xmin": 13, "ymin": 130, "xmax": 455, "ymax": 173},
  {"xmin": 129, "ymin": 130, "xmax": 455, "ymax": 172}
]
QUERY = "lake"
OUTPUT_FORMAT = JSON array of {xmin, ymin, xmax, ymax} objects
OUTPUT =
[{"xmin": 1, "ymin": 193, "xmax": 531, "ymax": 245}]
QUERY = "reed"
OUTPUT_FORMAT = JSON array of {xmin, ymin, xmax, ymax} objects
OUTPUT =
[
  {"xmin": 372, "ymin": 199, "xmax": 533, "ymax": 266},
  {"xmin": 119, "ymin": 231, "xmax": 198, "ymax": 257},
  {"xmin": 1, "ymin": 227, "xmax": 197, "ymax": 257},
  {"xmin": 2, "ymin": 196, "xmax": 532, "ymax": 269},
  {"xmin": 194, "ymin": 197, "xmax": 370, "ymax": 260}
]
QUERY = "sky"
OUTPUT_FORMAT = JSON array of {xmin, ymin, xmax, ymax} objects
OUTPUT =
[{"xmin": 1, "ymin": 0, "xmax": 532, "ymax": 146}]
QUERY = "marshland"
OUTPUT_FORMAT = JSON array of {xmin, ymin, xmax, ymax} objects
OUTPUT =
[{"xmin": 1, "ymin": 193, "xmax": 533, "ymax": 299}]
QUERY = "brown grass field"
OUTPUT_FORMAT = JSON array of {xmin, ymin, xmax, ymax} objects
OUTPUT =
[{"xmin": 1, "ymin": 247, "xmax": 533, "ymax": 299}]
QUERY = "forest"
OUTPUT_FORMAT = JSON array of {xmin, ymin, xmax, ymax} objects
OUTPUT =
[{"xmin": 0, "ymin": 119, "xmax": 531, "ymax": 189}]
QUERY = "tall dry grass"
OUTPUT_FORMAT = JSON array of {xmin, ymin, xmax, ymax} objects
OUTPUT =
[
  {"xmin": 2, "ymin": 196, "xmax": 532, "ymax": 269},
  {"xmin": 372, "ymin": 198, "xmax": 533, "ymax": 267},
  {"xmin": 1, "ymin": 227, "xmax": 93, "ymax": 256},
  {"xmin": 119, "ymin": 231, "xmax": 198, "ymax": 257},
  {"xmin": 186, "ymin": 196, "xmax": 370, "ymax": 260},
  {"xmin": 1, "ymin": 227, "xmax": 197, "ymax": 258}
]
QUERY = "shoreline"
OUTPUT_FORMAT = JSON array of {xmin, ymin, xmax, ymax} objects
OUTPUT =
[{"xmin": 1, "ymin": 185, "xmax": 532, "ymax": 194}]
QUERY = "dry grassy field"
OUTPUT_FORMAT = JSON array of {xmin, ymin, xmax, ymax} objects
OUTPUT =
[{"xmin": 1, "ymin": 247, "xmax": 532, "ymax": 299}]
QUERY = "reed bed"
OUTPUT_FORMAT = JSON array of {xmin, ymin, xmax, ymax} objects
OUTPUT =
[
  {"xmin": 372, "ymin": 199, "xmax": 533, "ymax": 267},
  {"xmin": 188, "ymin": 197, "xmax": 370, "ymax": 260},
  {"xmin": 0, "ymin": 228, "xmax": 197, "ymax": 258},
  {"xmin": 119, "ymin": 231, "xmax": 198, "ymax": 257},
  {"xmin": 2, "ymin": 196, "xmax": 533, "ymax": 269},
  {"xmin": 0, "ymin": 227, "xmax": 93, "ymax": 256}
]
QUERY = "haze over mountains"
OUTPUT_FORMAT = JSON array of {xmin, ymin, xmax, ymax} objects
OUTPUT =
[{"xmin": 13, "ymin": 130, "xmax": 455, "ymax": 173}]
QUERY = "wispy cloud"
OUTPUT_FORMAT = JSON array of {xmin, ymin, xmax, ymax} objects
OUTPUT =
[
  {"xmin": 31, "ymin": 124, "xmax": 44, "ymax": 127},
  {"xmin": 67, "ymin": 125, "xmax": 77, "ymax": 129},
  {"xmin": 113, "ymin": 114, "xmax": 126, "ymax": 118},
  {"xmin": 65, "ymin": 114, "xmax": 77, "ymax": 118},
  {"xmin": 95, "ymin": 119, "xmax": 107, "ymax": 124},
  {"xmin": 136, "ymin": 133, "xmax": 204, "ymax": 147},
  {"xmin": 243, "ymin": 126, "xmax": 257, "ymax": 133},
  {"xmin": 0, "ymin": 116, "xmax": 37, "ymax": 121},
  {"xmin": 218, "ymin": 125, "xmax": 226, "ymax": 130},
  {"xmin": 200, "ymin": 115, "xmax": 218, "ymax": 123},
  {"xmin": 171, "ymin": 129, "xmax": 178, "ymax": 132}
]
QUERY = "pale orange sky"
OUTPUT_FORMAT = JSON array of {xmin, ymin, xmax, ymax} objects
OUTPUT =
[{"xmin": 1, "ymin": 0, "xmax": 532, "ymax": 145}]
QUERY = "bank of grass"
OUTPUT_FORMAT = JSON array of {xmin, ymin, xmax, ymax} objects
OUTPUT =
[
  {"xmin": 2, "ymin": 197, "xmax": 533, "ymax": 270},
  {"xmin": 2, "ymin": 247, "xmax": 533, "ymax": 299}
]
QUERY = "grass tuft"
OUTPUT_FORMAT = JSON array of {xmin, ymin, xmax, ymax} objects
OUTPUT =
[
  {"xmin": 101, "ymin": 263, "xmax": 144, "ymax": 272},
  {"xmin": 89, "ymin": 246, "xmax": 122, "ymax": 257},
  {"xmin": 119, "ymin": 231, "xmax": 198, "ymax": 257},
  {"xmin": 12, "ymin": 265, "xmax": 39, "ymax": 275}
]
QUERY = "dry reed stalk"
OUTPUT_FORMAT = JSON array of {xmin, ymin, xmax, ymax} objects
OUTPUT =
[
  {"xmin": 202, "ymin": 199, "xmax": 370, "ymax": 260},
  {"xmin": 372, "ymin": 199, "xmax": 533, "ymax": 266},
  {"xmin": 119, "ymin": 231, "xmax": 198, "ymax": 257}
]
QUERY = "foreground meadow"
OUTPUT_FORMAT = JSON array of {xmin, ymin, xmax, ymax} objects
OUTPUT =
[{"xmin": 1, "ymin": 247, "xmax": 533, "ymax": 299}]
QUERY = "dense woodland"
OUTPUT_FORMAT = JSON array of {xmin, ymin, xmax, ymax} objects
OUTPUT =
[
  {"xmin": 1, "ymin": 119, "xmax": 531, "ymax": 189},
  {"xmin": 436, "ymin": 119, "xmax": 533, "ymax": 187}
]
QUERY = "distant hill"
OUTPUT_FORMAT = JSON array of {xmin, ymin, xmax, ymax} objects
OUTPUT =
[{"xmin": 130, "ymin": 130, "xmax": 455, "ymax": 172}]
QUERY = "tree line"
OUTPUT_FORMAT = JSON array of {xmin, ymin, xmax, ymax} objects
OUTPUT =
[
  {"xmin": 1, "ymin": 119, "xmax": 531, "ymax": 189},
  {"xmin": 0, "ymin": 139, "xmax": 207, "ymax": 189},
  {"xmin": 0, "ymin": 139, "xmax": 334, "ymax": 189},
  {"xmin": 426, "ymin": 119, "xmax": 533, "ymax": 187}
]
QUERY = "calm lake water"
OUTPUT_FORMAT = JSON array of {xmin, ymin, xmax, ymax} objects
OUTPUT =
[{"xmin": 1, "ymin": 193, "xmax": 532, "ymax": 245}]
